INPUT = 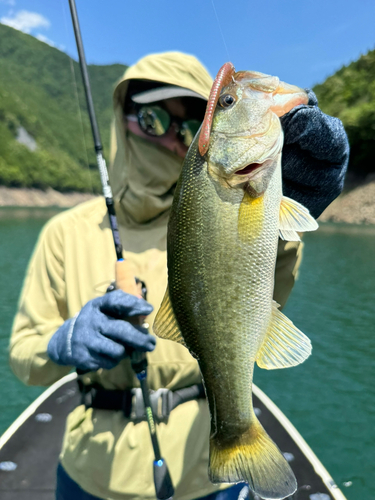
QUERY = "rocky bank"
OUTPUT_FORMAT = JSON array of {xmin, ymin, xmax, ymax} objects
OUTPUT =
[
  {"xmin": 0, "ymin": 187, "xmax": 96, "ymax": 208},
  {"xmin": 318, "ymin": 181, "xmax": 375, "ymax": 225}
]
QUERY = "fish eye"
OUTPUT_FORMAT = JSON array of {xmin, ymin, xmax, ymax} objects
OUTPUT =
[{"xmin": 218, "ymin": 94, "xmax": 236, "ymax": 108}]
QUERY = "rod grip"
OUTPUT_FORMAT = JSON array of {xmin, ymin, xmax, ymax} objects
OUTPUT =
[
  {"xmin": 115, "ymin": 260, "xmax": 143, "ymax": 297},
  {"xmin": 115, "ymin": 260, "xmax": 146, "ymax": 332}
]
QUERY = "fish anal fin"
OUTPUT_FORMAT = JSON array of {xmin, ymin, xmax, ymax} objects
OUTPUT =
[
  {"xmin": 153, "ymin": 286, "xmax": 187, "ymax": 348},
  {"xmin": 279, "ymin": 196, "xmax": 318, "ymax": 241},
  {"xmin": 209, "ymin": 417, "xmax": 297, "ymax": 499},
  {"xmin": 256, "ymin": 301, "xmax": 312, "ymax": 369}
]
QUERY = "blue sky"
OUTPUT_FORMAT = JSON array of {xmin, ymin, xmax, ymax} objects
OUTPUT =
[{"xmin": 1, "ymin": 0, "xmax": 375, "ymax": 88}]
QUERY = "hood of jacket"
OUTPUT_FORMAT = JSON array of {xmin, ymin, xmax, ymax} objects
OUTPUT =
[{"xmin": 109, "ymin": 52, "xmax": 213, "ymax": 252}]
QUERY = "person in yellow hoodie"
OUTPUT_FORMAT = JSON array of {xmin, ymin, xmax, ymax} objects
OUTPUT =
[{"xmin": 9, "ymin": 52, "xmax": 349, "ymax": 500}]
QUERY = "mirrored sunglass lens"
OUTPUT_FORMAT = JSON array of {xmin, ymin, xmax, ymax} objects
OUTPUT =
[
  {"xmin": 179, "ymin": 120, "xmax": 201, "ymax": 147},
  {"xmin": 138, "ymin": 106, "xmax": 170, "ymax": 136}
]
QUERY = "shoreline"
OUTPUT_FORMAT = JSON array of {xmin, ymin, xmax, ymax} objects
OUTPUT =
[
  {"xmin": 0, "ymin": 186, "xmax": 96, "ymax": 208},
  {"xmin": 318, "ymin": 180, "xmax": 375, "ymax": 225},
  {"xmin": 1, "ymin": 183, "xmax": 375, "ymax": 225}
]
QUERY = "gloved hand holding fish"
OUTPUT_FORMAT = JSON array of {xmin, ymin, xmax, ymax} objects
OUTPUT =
[{"xmin": 154, "ymin": 62, "xmax": 319, "ymax": 500}]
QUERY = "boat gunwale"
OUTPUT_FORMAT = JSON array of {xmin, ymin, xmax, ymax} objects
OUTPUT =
[
  {"xmin": 252, "ymin": 383, "xmax": 347, "ymax": 500},
  {"xmin": 0, "ymin": 374, "xmax": 347, "ymax": 500},
  {"xmin": 0, "ymin": 372, "xmax": 78, "ymax": 450}
]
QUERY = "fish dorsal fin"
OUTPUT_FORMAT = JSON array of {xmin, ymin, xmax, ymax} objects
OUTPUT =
[
  {"xmin": 256, "ymin": 301, "xmax": 312, "ymax": 369},
  {"xmin": 279, "ymin": 196, "xmax": 318, "ymax": 241},
  {"xmin": 153, "ymin": 286, "xmax": 187, "ymax": 348}
]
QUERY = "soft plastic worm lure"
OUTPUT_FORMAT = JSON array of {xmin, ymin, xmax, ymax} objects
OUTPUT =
[{"xmin": 198, "ymin": 62, "xmax": 235, "ymax": 156}]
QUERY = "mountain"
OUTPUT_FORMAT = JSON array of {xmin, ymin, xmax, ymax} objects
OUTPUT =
[
  {"xmin": 0, "ymin": 23, "xmax": 127, "ymax": 192},
  {"xmin": 1, "ymin": 22, "xmax": 374, "ymax": 192},
  {"xmin": 313, "ymin": 49, "xmax": 375, "ymax": 180}
]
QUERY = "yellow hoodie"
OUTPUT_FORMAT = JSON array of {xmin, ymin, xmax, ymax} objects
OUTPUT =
[{"xmin": 9, "ymin": 52, "xmax": 302, "ymax": 500}]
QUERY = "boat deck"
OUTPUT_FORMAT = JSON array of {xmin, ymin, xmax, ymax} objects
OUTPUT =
[{"xmin": 0, "ymin": 374, "xmax": 346, "ymax": 500}]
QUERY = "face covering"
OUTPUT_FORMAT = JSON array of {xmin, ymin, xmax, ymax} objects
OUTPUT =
[
  {"xmin": 118, "ymin": 131, "xmax": 183, "ymax": 225},
  {"xmin": 112, "ymin": 131, "xmax": 184, "ymax": 253}
]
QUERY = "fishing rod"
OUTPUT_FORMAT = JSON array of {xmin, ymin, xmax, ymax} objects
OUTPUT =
[{"xmin": 68, "ymin": 1, "xmax": 174, "ymax": 499}]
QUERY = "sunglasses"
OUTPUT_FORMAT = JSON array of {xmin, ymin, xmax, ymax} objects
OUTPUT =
[{"xmin": 129, "ymin": 105, "xmax": 202, "ymax": 147}]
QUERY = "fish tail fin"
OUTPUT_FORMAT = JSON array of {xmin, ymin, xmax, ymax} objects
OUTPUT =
[{"xmin": 209, "ymin": 417, "xmax": 296, "ymax": 500}]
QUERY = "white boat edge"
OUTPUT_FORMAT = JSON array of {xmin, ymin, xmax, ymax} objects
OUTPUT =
[
  {"xmin": 252, "ymin": 383, "xmax": 347, "ymax": 500},
  {"xmin": 0, "ymin": 374, "xmax": 347, "ymax": 500},
  {"xmin": 0, "ymin": 372, "xmax": 78, "ymax": 450}
]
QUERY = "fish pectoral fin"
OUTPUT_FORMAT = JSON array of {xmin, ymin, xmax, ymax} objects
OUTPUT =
[
  {"xmin": 279, "ymin": 196, "xmax": 318, "ymax": 241},
  {"xmin": 153, "ymin": 286, "xmax": 187, "ymax": 348},
  {"xmin": 256, "ymin": 301, "xmax": 312, "ymax": 369}
]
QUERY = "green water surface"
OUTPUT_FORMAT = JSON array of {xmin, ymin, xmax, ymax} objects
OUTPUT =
[
  {"xmin": 0, "ymin": 208, "xmax": 373, "ymax": 499},
  {"xmin": 0, "ymin": 208, "xmax": 64, "ymax": 433}
]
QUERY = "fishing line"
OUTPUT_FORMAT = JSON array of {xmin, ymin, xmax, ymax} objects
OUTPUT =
[
  {"xmin": 210, "ymin": 0, "xmax": 232, "ymax": 62},
  {"xmin": 60, "ymin": 0, "xmax": 95, "ymax": 195}
]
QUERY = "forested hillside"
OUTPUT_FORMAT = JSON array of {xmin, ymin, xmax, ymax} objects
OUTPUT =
[
  {"xmin": 0, "ymin": 23, "xmax": 126, "ymax": 192},
  {"xmin": 1, "ymin": 21, "xmax": 374, "ymax": 191},
  {"xmin": 313, "ymin": 49, "xmax": 375, "ymax": 180}
]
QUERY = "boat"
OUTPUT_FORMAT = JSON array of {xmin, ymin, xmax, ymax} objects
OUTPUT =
[{"xmin": 0, "ymin": 372, "xmax": 347, "ymax": 500}]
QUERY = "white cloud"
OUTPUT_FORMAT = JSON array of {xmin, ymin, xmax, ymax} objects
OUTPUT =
[
  {"xmin": 0, "ymin": 10, "xmax": 50, "ymax": 34},
  {"xmin": 36, "ymin": 33, "xmax": 55, "ymax": 47}
]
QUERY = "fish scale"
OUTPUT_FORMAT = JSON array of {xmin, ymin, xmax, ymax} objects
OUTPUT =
[
  {"xmin": 168, "ymin": 133, "xmax": 280, "ymax": 434},
  {"xmin": 154, "ymin": 63, "xmax": 318, "ymax": 499}
]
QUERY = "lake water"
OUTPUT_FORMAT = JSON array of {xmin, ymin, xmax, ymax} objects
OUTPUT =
[{"xmin": 0, "ymin": 208, "xmax": 374, "ymax": 500}]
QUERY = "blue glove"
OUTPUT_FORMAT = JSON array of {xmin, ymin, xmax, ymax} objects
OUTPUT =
[
  {"xmin": 280, "ymin": 89, "xmax": 350, "ymax": 218},
  {"xmin": 47, "ymin": 290, "xmax": 155, "ymax": 372}
]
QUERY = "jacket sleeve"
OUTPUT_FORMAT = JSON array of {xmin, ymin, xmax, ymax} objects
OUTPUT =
[
  {"xmin": 9, "ymin": 217, "xmax": 72, "ymax": 386},
  {"xmin": 273, "ymin": 239, "xmax": 303, "ymax": 309},
  {"xmin": 280, "ymin": 90, "xmax": 350, "ymax": 219}
]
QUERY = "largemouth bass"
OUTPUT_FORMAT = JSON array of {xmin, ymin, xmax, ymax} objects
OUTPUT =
[{"xmin": 154, "ymin": 63, "xmax": 318, "ymax": 500}]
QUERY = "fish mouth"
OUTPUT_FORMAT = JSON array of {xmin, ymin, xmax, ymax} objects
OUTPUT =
[
  {"xmin": 224, "ymin": 158, "xmax": 276, "ymax": 195},
  {"xmin": 234, "ymin": 163, "xmax": 263, "ymax": 176}
]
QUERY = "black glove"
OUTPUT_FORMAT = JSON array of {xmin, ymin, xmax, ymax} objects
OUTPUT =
[
  {"xmin": 47, "ymin": 290, "xmax": 155, "ymax": 372},
  {"xmin": 280, "ymin": 89, "xmax": 350, "ymax": 218}
]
